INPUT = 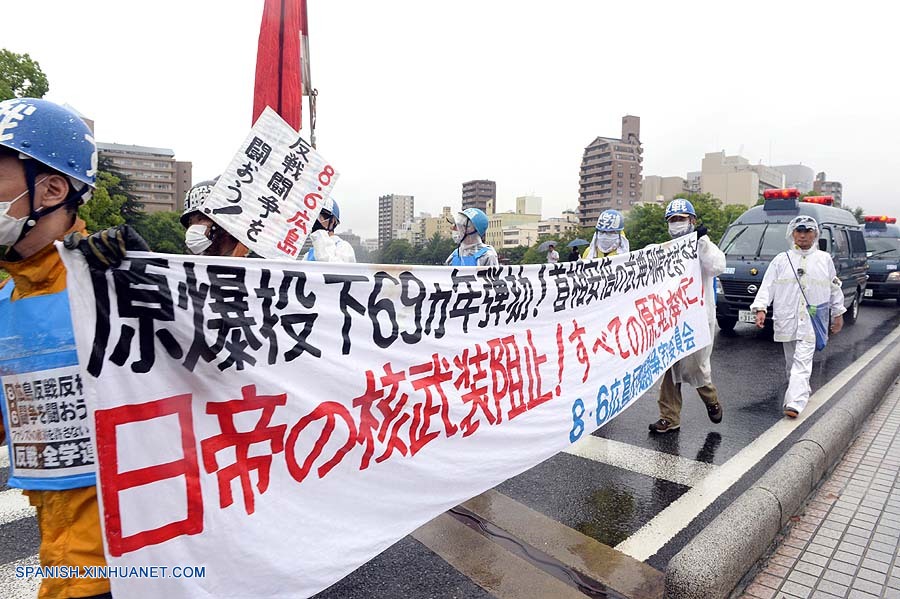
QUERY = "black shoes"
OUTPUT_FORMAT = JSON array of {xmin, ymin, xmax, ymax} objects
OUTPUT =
[
  {"xmin": 707, "ymin": 402, "xmax": 723, "ymax": 424},
  {"xmin": 649, "ymin": 418, "xmax": 680, "ymax": 433}
]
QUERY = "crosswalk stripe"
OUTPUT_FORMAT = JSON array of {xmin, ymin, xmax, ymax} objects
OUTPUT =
[
  {"xmin": 0, "ymin": 489, "xmax": 34, "ymax": 527},
  {"xmin": 565, "ymin": 435, "xmax": 718, "ymax": 488},
  {"xmin": 0, "ymin": 556, "xmax": 41, "ymax": 599},
  {"xmin": 615, "ymin": 323, "xmax": 900, "ymax": 561}
]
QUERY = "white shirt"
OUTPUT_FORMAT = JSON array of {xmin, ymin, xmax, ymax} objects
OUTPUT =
[
  {"xmin": 305, "ymin": 230, "xmax": 357, "ymax": 263},
  {"xmin": 671, "ymin": 235, "xmax": 726, "ymax": 386},
  {"xmin": 547, "ymin": 249, "xmax": 560, "ymax": 263},
  {"xmin": 750, "ymin": 248, "xmax": 846, "ymax": 342}
]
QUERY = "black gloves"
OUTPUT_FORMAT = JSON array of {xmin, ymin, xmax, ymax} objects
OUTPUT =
[
  {"xmin": 695, "ymin": 224, "xmax": 709, "ymax": 239},
  {"xmin": 64, "ymin": 225, "xmax": 150, "ymax": 270}
]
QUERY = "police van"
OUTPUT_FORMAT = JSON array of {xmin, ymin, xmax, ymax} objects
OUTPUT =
[
  {"xmin": 862, "ymin": 216, "xmax": 900, "ymax": 304},
  {"xmin": 714, "ymin": 189, "xmax": 868, "ymax": 331}
]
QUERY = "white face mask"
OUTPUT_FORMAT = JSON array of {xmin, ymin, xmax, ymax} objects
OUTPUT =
[
  {"xmin": 668, "ymin": 221, "xmax": 693, "ymax": 238},
  {"xmin": 596, "ymin": 232, "xmax": 620, "ymax": 252},
  {"xmin": 451, "ymin": 229, "xmax": 462, "ymax": 244},
  {"xmin": 0, "ymin": 187, "xmax": 32, "ymax": 247},
  {"xmin": 185, "ymin": 224, "xmax": 212, "ymax": 255}
]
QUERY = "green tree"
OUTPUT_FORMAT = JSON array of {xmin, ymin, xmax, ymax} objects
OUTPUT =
[
  {"xmin": 675, "ymin": 192, "xmax": 748, "ymax": 244},
  {"xmin": 377, "ymin": 239, "xmax": 414, "ymax": 265},
  {"xmin": 0, "ymin": 49, "xmax": 49, "ymax": 100},
  {"xmin": 79, "ymin": 171, "xmax": 126, "ymax": 232},
  {"xmin": 624, "ymin": 203, "xmax": 668, "ymax": 250},
  {"xmin": 132, "ymin": 211, "xmax": 185, "ymax": 254},
  {"xmin": 498, "ymin": 245, "xmax": 527, "ymax": 265},
  {"xmin": 416, "ymin": 233, "xmax": 456, "ymax": 265},
  {"xmin": 843, "ymin": 205, "xmax": 865, "ymax": 224},
  {"xmin": 97, "ymin": 155, "xmax": 145, "ymax": 223}
]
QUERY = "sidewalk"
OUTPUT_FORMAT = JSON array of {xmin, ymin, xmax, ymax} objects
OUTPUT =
[{"xmin": 739, "ymin": 379, "xmax": 900, "ymax": 599}]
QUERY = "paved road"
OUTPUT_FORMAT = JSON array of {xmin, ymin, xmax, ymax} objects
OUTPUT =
[{"xmin": 2, "ymin": 301, "xmax": 899, "ymax": 599}]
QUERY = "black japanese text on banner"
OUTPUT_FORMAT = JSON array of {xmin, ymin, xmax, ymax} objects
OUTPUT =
[
  {"xmin": 60, "ymin": 234, "xmax": 710, "ymax": 599},
  {"xmin": 200, "ymin": 106, "xmax": 338, "ymax": 259}
]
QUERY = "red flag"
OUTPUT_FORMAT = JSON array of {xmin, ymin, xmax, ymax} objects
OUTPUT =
[{"xmin": 253, "ymin": 0, "xmax": 302, "ymax": 130}]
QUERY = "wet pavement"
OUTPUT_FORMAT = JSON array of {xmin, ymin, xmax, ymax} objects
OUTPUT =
[
  {"xmin": 738, "ymin": 376, "xmax": 900, "ymax": 599},
  {"xmin": 2, "ymin": 301, "xmax": 899, "ymax": 598}
]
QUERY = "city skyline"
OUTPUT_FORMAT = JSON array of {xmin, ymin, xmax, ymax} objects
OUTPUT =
[{"xmin": 5, "ymin": 1, "xmax": 897, "ymax": 239}]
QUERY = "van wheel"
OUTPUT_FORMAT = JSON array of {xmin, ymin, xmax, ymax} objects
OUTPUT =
[
  {"xmin": 844, "ymin": 291, "xmax": 860, "ymax": 325},
  {"xmin": 717, "ymin": 316, "xmax": 737, "ymax": 332}
]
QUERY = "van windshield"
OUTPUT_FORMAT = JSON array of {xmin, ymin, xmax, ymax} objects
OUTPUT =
[
  {"xmin": 866, "ymin": 237, "xmax": 900, "ymax": 259},
  {"xmin": 720, "ymin": 223, "xmax": 790, "ymax": 258},
  {"xmin": 759, "ymin": 223, "xmax": 790, "ymax": 257}
]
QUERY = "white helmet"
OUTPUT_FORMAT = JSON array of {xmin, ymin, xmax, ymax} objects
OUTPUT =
[
  {"xmin": 180, "ymin": 178, "xmax": 218, "ymax": 228},
  {"xmin": 786, "ymin": 215, "xmax": 819, "ymax": 241}
]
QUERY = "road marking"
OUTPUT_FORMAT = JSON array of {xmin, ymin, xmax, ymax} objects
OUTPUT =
[
  {"xmin": 616, "ymin": 324, "xmax": 900, "ymax": 561},
  {"xmin": 0, "ymin": 489, "xmax": 33, "ymax": 527},
  {"xmin": 0, "ymin": 556, "xmax": 41, "ymax": 599},
  {"xmin": 412, "ymin": 512, "xmax": 590, "ymax": 599},
  {"xmin": 565, "ymin": 435, "xmax": 718, "ymax": 488}
]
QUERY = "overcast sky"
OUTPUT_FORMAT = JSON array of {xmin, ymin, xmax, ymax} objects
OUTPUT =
[{"xmin": 7, "ymin": 1, "xmax": 898, "ymax": 238}]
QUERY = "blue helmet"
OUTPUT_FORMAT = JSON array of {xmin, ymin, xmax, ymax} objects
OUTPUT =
[
  {"xmin": 323, "ymin": 197, "xmax": 340, "ymax": 223},
  {"xmin": 0, "ymin": 97, "xmax": 97, "ymax": 188},
  {"xmin": 665, "ymin": 198, "xmax": 696, "ymax": 220},
  {"xmin": 460, "ymin": 207, "xmax": 488, "ymax": 237},
  {"xmin": 596, "ymin": 209, "xmax": 625, "ymax": 232}
]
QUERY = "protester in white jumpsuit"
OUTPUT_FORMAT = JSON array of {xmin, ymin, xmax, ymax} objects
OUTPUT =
[
  {"xmin": 444, "ymin": 208, "xmax": 499, "ymax": 267},
  {"xmin": 650, "ymin": 199, "xmax": 726, "ymax": 433},
  {"xmin": 583, "ymin": 209, "xmax": 630, "ymax": 260},
  {"xmin": 305, "ymin": 198, "xmax": 357, "ymax": 263},
  {"xmin": 750, "ymin": 216, "xmax": 845, "ymax": 417}
]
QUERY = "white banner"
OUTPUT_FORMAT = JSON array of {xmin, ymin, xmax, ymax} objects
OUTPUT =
[
  {"xmin": 200, "ymin": 106, "xmax": 338, "ymax": 260},
  {"xmin": 60, "ymin": 234, "xmax": 710, "ymax": 598}
]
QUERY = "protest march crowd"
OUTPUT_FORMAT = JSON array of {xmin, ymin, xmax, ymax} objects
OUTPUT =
[{"xmin": 0, "ymin": 96, "xmax": 846, "ymax": 598}]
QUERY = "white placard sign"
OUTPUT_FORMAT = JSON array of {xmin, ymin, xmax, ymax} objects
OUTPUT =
[{"xmin": 200, "ymin": 106, "xmax": 339, "ymax": 259}]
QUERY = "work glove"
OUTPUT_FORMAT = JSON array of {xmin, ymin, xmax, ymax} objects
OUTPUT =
[
  {"xmin": 695, "ymin": 224, "xmax": 709, "ymax": 239},
  {"xmin": 63, "ymin": 225, "xmax": 150, "ymax": 270}
]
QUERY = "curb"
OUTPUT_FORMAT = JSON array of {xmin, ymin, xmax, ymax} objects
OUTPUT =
[{"xmin": 663, "ymin": 338, "xmax": 900, "ymax": 599}]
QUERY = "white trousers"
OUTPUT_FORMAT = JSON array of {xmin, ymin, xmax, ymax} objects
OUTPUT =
[{"xmin": 782, "ymin": 339, "xmax": 816, "ymax": 413}]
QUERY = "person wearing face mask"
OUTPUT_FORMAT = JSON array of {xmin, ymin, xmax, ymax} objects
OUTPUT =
[
  {"xmin": 650, "ymin": 198, "xmax": 726, "ymax": 434},
  {"xmin": 750, "ymin": 216, "xmax": 845, "ymax": 418},
  {"xmin": 583, "ymin": 209, "xmax": 629, "ymax": 259},
  {"xmin": 0, "ymin": 98, "xmax": 132, "ymax": 599},
  {"xmin": 180, "ymin": 178, "xmax": 250, "ymax": 257},
  {"xmin": 304, "ymin": 198, "xmax": 356, "ymax": 263},
  {"xmin": 445, "ymin": 207, "xmax": 498, "ymax": 266}
]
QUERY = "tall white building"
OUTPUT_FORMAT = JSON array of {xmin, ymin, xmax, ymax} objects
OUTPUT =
[
  {"xmin": 378, "ymin": 194, "xmax": 415, "ymax": 249},
  {"xmin": 774, "ymin": 164, "xmax": 815, "ymax": 193},
  {"xmin": 515, "ymin": 195, "xmax": 542, "ymax": 216},
  {"xmin": 699, "ymin": 152, "xmax": 784, "ymax": 205}
]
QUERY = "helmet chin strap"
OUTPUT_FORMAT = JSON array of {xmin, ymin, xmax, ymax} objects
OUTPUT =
[{"xmin": 12, "ymin": 160, "xmax": 84, "ymax": 247}]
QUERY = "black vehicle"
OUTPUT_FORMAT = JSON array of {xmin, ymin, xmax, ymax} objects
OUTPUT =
[
  {"xmin": 862, "ymin": 216, "xmax": 900, "ymax": 304},
  {"xmin": 715, "ymin": 190, "xmax": 868, "ymax": 331}
]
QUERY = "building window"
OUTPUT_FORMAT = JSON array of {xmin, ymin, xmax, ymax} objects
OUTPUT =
[{"xmin": 617, "ymin": 172, "xmax": 623, "ymax": 177}]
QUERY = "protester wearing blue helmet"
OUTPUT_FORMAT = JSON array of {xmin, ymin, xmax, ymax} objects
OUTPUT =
[
  {"xmin": 304, "ymin": 197, "xmax": 356, "ymax": 262},
  {"xmin": 650, "ymin": 198, "xmax": 726, "ymax": 433},
  {"xmin": 0, "ymin": 97, "xmax": 141, "ymax": 598},
  {"xmin": 584, "ymin": 209, "xmax": 630, "ymax": 260},
  {"xmin": 445, "ymin": 207, "xmax": 498, "ymax": 266}
]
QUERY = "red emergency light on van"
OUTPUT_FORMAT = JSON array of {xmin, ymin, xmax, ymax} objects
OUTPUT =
[
  {"xmin": 801, "ymin": 196, "xmax": 834, "ymax": 206},
  {"xmin": 763, "ymin": 188, "xmax": 801, "ymax": 200},
  {"xmin": 864, "ymin": 215, "xmax": 897, "ymax": 224}
]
